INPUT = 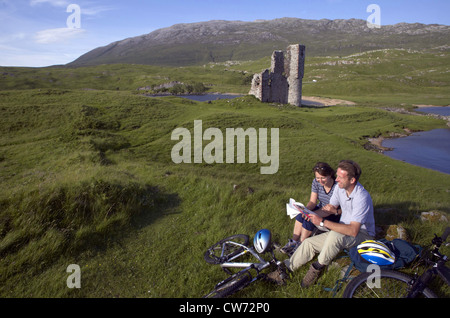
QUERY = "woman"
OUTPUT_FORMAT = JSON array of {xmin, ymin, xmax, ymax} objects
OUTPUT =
[{"xmin": 280, "ymin": 162, "xmax": 341, "ymax": 256}]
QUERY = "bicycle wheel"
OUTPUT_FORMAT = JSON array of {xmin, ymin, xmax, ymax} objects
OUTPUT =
[
  {"xmin": 343, "ymin": 269, "xmax": 437, "ymax": 298},
  {"xmin": 204, "ymin": 234, "xmax": 250, "ymax": 265},
  {"xmin": 204, "ymin": 270, "xmax": 252, "ymax": 298}
]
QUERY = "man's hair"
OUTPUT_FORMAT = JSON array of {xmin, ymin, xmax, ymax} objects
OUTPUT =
[{"xmin": 338, "ymin": 160, "xmax": 362, "ymax": 182}]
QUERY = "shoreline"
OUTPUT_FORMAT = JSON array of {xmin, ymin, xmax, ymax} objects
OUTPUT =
[
  {"xmin": 366, "ymin": 130, "xmax": 412, "ymax": 153},
  {"xmin": 413, "ymin": 104, "xmax": 450, "ymax": 108},
  {"xmin": 367, "ymin": 106, "xmax": 450, "ymax": 153}
]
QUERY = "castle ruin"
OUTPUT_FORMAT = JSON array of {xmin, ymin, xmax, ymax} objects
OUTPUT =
[{"xmin": 249, "ymin": 44, "xmax": 305, "ymax": 107}]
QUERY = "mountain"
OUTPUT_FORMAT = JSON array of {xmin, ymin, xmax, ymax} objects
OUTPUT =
[{"xmin": 69, "ymin": 18, "xmax": 450, "ymax": 67}]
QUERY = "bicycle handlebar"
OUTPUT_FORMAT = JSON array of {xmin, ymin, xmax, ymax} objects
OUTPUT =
[{"xmin": 433, "ymin": 227, "xmax": 450, "ymax": 248}]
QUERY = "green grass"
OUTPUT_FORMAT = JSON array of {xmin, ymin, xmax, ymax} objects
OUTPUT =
[
  {"xmin": 0, "ymin": 48, "xmax": 449, "ymax": 298},
  {"xmin": 2, "ymin": 48, "xmax": 449, "ymax": 104},
  {"xmin": 303, "ymin": 49, "xmax": 450, "ymax": 106}
]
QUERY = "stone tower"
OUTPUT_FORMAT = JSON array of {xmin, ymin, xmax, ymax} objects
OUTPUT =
[
  {"xmin": 269, "ymin": 50, "xmax": 288, "ymax": 104},
  {"xmin": 286, "ymin": 44, "xmax": 305, "ymax": 107},
  {"xmin": 249, "ymin": 44, "xmax": 305, "ymax": 107}
]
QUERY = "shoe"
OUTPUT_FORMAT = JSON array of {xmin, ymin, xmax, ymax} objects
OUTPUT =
[
  {"xmin": 280, "ymin": 239, "xmax": 300, "ymax": 256},
  {"xmin": 301, "ymin": 262, "xmax": 325, "ymax": 288},
  {"xmin": 266, "ymin": 266, "xmax": 289, "ymax": 286}
]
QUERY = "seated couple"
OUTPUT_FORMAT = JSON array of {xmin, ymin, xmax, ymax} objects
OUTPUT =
[
  {"xmin": 270, "ymin": 160, "xmax": 376, "ymax": 288},
  {"xmin": 280, "ymin": 162, "xmax": 341, "ymax": 256}
]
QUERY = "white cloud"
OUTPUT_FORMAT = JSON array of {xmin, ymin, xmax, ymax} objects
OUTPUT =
[
  {"xmin": 29, "ymin": 0, "xmax": 116, "ymax": 15},
  {"xmin": 34, "ymin": 27, "xmax": 85, "ymax": 44},
  {"xmin": 0, "ymin": 32, "xmax": 27, "ymax": 43},
  {"xmin": 30, "ymin": 0, "xmax": 69, "ymax": 7},
  {"xmin": 1, "ymin": 51, "xmax": 82, "ymax": 67},
  {"xmin": 81, "ymin": 5, "xmax": 116, "ymax": 16},
  {"xmin": 0, "ymin": 43, "xmax": 22, "ymax": 52}
]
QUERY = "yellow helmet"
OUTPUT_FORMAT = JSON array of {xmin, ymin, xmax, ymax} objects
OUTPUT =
[{"xmin": 357, "ymin": 240, "xmax": 396, "ymax": 266}]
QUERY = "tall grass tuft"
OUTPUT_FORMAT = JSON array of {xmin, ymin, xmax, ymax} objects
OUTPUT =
[{"xmin": 0, "ymin": 176, "xmax": 160, "ymax": 281}]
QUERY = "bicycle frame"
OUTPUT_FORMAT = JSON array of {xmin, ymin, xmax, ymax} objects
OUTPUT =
[
  {"xmin": 204, "ymin": 232, "xmax": 289, "ymax": 297},
  {"xmin": 408, "ymin": 238, "xmax": 450, "ymax": 297},
  {"xmin": 218, "ymin": 240, "xmax": 273, "ymax": 273},
  {"xmin": 437, "ymin": 262, "xmax": 450, "ymax": 286}
]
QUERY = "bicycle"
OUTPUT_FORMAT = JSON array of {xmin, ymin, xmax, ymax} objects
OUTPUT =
[
  {"xmin": 203, "ymin": 230, "xmax": 288, "ymax": 298},
  {"xmin": 343, "ymin": 227, "xmax": 450, "ymax": 298}
]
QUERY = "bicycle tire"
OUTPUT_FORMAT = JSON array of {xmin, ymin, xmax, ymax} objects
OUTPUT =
[
  {"xmin": 204, "ymin": 270, "xmax": 252, "ymax": 298},
  {"xmin": 343, "ymin": 269, "xmax": 437, "ymax": 298},
  {"xmin": 204, "ymin": 234, "xmax": 250, "ymax": 265}
]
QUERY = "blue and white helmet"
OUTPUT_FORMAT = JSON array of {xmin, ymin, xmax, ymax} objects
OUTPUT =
[
  {"xmin": 253, "ymin": 229, "xmax": 272, "ymax": 253},
  {"xmin": 357, "ymin": 240, "xmax": 396, "ymax": 266}
]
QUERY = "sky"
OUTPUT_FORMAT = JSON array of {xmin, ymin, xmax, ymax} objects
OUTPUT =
[{"xmin": 1, "ymin": 0, "xmax": 449, "ymax": 67}]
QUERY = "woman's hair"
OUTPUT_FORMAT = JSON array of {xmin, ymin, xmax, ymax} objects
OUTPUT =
[{"xmin": 313, "ymin": 162, "xmax": 336, "ymax": 179}]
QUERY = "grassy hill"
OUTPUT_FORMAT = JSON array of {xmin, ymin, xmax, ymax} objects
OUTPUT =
[{"xmin": 0, "ymin": 48, "xmax": 449, "ymax": 298}]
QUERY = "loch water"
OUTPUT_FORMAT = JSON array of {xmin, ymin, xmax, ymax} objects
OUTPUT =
[
  {"xmin": 382, "ymin": 107, "xmax": 450, "ymax": 175},
  {"xmin": 149, "ymin": 94, "xmax": 242, "ymax": 102},
  {"xmin": 176, "ymin": 94, "xmax": 242, "ymax": 102}
]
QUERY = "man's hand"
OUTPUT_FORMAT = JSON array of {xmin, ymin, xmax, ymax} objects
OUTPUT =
[
  {"xmin": 309, "ymin": 213, "xmax": 322, "ymax": 226},
  {"xmin": 322, "ymin": 204, "xmax": 337, "ymax": 214}
]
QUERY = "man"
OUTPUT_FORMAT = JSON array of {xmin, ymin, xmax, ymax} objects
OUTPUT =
[{"xmin": 269, "ymin": 160, "xmax": 375, "ymax": 287}]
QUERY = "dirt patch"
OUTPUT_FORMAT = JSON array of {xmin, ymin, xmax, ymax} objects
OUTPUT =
[
  {"xmin": 366, "ymin": 136, "xmax": 392, "ymax": 152},
  {"xmin": 302, "ymin": 96, "xmax": 356, "ymax": 106}
]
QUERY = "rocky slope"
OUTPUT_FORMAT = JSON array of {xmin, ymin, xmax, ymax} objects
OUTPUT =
[{"xmin": 69, "ymin": 18, "xmax": 450, "ymax": 67}]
